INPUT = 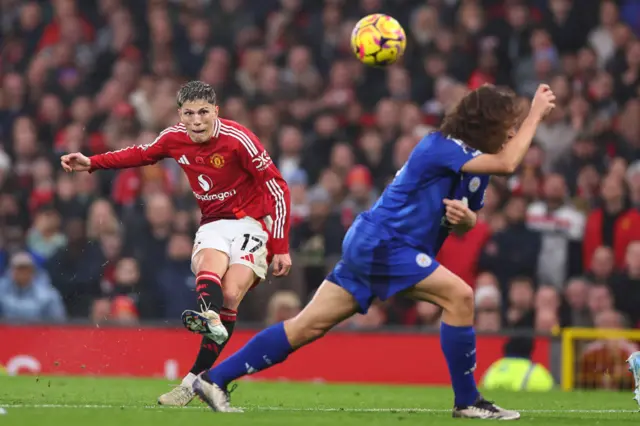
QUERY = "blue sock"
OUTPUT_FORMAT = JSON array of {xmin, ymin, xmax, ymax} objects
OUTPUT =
[
  {"xmin": 208, "ymin": 322, "xmax": 293, "ymax": 388},
  {"xmin": 440, "ymin": 322, "xmax": 480, "ymax": 407}
]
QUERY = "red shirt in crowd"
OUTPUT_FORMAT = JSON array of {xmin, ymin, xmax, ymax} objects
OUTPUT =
[{"xmin": 583, "ymin": 208, "xmax": 640, "ymax": 269}]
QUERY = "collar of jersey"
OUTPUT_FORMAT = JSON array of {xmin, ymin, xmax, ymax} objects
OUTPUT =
[{"xmin": 212, "ymin": 119, "xmax": 221, "ymax": 139}]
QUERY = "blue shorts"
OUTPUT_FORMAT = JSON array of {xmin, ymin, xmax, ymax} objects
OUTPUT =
[{"xmin": 326, "ymin": 216, "xmax": 440, "ymax": 313}]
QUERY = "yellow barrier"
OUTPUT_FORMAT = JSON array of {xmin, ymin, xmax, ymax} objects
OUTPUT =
[{"xmin": 560, "ymin": 327, "xmax": 640, "ymax": 391}]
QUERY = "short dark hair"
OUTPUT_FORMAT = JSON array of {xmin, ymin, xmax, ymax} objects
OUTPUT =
[
  {"xmin": 176, "ymin": 80, "xmax": 217, "ymax": 107},
  {"xmin": 439, "ymin": 84, "xmax": 522, "ymax": 154}
]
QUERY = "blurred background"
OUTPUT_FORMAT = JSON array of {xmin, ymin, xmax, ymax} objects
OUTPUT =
[{"xmin": 1, "ymin": 0, "xmax": 640, "ymax": 389}]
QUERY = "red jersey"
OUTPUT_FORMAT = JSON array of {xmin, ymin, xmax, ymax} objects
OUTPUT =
[{"xmin": 89, "ymin": 118, "xmax": 291, "ymax": 254}]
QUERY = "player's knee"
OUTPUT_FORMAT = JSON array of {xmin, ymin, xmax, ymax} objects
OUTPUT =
[
  {"xmin": 285, "ymin": 315, "xmax": 330, "ymax": 347},
  {"xmin": 221, "ymin": 264, "xmax": 256, "ymax": 309},
  {"xmin": 448, "ymin": 282, "xmax": 474, "ymax": 318},
  {"xmin": 222, "ymin": 285, "xmax": 244, "ymax": 310},
  {"xmin": 192, "ymin": 248, "xmax": 228, "ymax": 276}
]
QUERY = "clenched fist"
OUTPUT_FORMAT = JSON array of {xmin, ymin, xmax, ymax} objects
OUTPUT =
[{"xmin": 443, "ymin": 198, "xmax": 475, "ymax": 227}]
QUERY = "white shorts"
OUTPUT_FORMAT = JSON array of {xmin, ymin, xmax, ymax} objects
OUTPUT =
[{"xmin": 191, "ymin": 216, "xmax": 271, "ymax": 279}]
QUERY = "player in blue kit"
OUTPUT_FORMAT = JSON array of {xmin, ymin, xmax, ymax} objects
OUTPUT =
[{"xmin": 188, "ymin": 84, "xmax": 556, "ymax": 419}]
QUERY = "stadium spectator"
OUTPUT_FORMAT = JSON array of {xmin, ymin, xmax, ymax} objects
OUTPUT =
[
  {"xmin": 555, "ymin": 133, "xmax": 604, "ymax": 201},
  {"xmin": 534, "ymin": 307, "xmax": 559, "ymax": 333},
  {"xmin": 474, "ymin": 285, "xmax": 502, "ymax": 332},
  {"xmin": 291, "ymin": 186, "xmax": 344, "ymax": 298},
  {"xmin": 45, "ymin": 217, "xmax": 95, "ymax": 317},
  {"xmin": 583, "ymin": 174, "xmax": 640, "ymax": 269},
  {"xmin": 26, "ymin": 204, "xmax": 67, "ymax": 261},
  {"xmin": 585, "ymin": 245, "xmax": 615, "ymax": 285},
  {"xmin": 105, "ymin": 257, "xmax": 141, "ymax": 324},
  {"xmin": 157, "ymin": 233, "xmax": 198, "ymax": 319},
  {"xmin": 563, "ymin": 277, "xmax": 592, "ymax": 327},
  {"xmin": 410, "ymin": 300, "xmax": 442, "ymax": 329},
  {"xmin": 475, "ymin": 284, "xmax": 502, "ymax": 311},
  {"xmin": 610, "ymin": 241, "xmax": 640, "ymax": 327},
  {"xmin": 340, "ymin": 164, "xmax": 378, "ymax": 228},
  {"xmin": 0, "ymin": 252, "xmax": 66, "ymax": 322},
  {"xmin": 506, "ymin": 277, "xmax": 535, "ymax": 327},
  {"xmin": 587, "ymin": 283, "xmax": 615, "ymax": 319},
  {"xmin": 475, "ymin": 271, "xmax": 500, "ymax": 289},
  {"xmin": 526, "ymin": 173, "xmax": 585, "ymax": 287},
  {"xmin": 124, "ymin": 193, "xmax": 173, "ymax": 297},
  {"xmin": 476, "ymin": 309, "xmax": 502, "ymax": 332},
  {"xmin": 265, "ymin": 290, "xmax": 302, "ymax": 326},
  {"xmin": 479, "ymin": 195, "xmax": 541, "ymax": 289}
]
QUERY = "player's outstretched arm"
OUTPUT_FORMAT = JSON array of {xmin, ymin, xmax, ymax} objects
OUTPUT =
[
  {"xmin": 461, "ymin": 84, "xmax": 556, "ymax": 175},
  {"xmin": 61, "ymin": 129, "xmax": 171, "ymax": 173}
]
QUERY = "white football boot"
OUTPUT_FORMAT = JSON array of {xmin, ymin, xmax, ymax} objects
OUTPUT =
[
  {"xmin": 157, "ymin": 373, "xmax": 196, "ymax": 406},
  {"xmin": 452, "ymin": 397, "xmax": 521, "ymax": 420},
  {"xmin": 192, "ymin": 375, "xmax": 243, "ymax": 413},
  {"xmin": 182, "ymin": 309, "xmax": 229, "ymax": 345},
  {"xmin": 627, "ymin": 351, "xmax": 640, "ymax": 409}
]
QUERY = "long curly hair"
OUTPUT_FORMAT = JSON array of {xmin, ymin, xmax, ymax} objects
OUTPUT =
[{"xmin": 439, "ymin": 84, "xmax": 522, "ymax": 154}]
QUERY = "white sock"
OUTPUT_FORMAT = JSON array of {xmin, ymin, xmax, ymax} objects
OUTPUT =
[{"xmin": 181, "ymin": 372, "xmax": 197, "ymax": 387}]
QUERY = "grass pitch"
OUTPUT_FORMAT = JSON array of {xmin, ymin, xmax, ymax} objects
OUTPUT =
[{"xmin": 0, "ymin": 376, "xmax": 638, "ymax": 425}]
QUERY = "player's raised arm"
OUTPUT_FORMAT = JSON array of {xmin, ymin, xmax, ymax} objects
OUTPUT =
[
  {"xmin": 234, "ymin": 124, "xmax": 292, "ymax": 256},
  {"xmin": 460, "ymin": 84, "xmax": 556, "ymax": 175},
  {"xmin": 61, "ymin": 124, "xmax": 181, "ymax": 173}
]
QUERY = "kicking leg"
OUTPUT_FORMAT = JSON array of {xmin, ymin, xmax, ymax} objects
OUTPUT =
[
  {"xmin": 184, "ymin": 221, "xmax": 270, "ymax": 343},
  {"xmin": 167, "ymin": 307, "xmax": 237, "ymax": 402},
  {"xmin": 162, "ymin": 264, "xmax": 255, "ymax": 406},
  {"xmin": 403, "ymin": 266, "xmax": 520, "ymax": 420},
  {"xmin": 188, "ymin": 307, "xmax": 237, "ymax": 377},
  {"xmin": 188, "ymin": 263, "xmax": 257, "ymax": 376},
  {"xmin": 158, "ymin": 249, "xmax": 229, "ymax": 406},
  {"xmin": 182, "ymin": 248, "xmax": 230, "ymax": 344},
  {"xmin": 193, "ymin": 280, "xmax": 359, "ymax": 412}
]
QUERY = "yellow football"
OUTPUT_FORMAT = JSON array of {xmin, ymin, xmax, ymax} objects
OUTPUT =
[{"xmin": 351, "ymin": 14, "xmax": 407, "ymax": 67}]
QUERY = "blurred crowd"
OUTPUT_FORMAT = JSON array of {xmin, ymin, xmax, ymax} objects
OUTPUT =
[{"xmin": 1, "ymin": 0, "xmax": 640, "ymax": 344}]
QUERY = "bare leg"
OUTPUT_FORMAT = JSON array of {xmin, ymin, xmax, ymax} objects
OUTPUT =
[
  {"xmin": 284, "ymin": 280, "xmax": 360, "ymax": 348},
  {"xmin": 401, "ymin": 265, "xmax": 474, "ymax": 326},
  {"xmin": 192, "ymin": 281, "xmax": 359, "ymax": 412}
]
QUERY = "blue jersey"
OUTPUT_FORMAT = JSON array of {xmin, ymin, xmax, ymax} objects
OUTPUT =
[
  {"xmin": 328, "ymin": 132, "xmax": 490, "ymax": 313},
  {"xmin": 362, "ymin": 131, "xmax": 489, "ymax": 256}
]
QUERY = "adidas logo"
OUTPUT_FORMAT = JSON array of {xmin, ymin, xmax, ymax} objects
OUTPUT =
[
  {"xmin": 245, "ymin": 363, "xmax": 257, "ymax": 374},
  {"xmin": 241, "ymin": 254, "xmax": 255, "ymax": 263},
  {"xmin": 178, "ymin": 155, "xmax": 190, "ymax": 165}
]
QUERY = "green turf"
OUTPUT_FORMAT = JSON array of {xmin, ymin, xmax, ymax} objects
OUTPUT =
[{"xmin": 0, "ymin": 376, "xmax": 638, "ymax": 425}]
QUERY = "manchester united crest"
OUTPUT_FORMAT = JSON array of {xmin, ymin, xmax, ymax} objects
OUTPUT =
[{"xmin": 211, "ymin": 153, "xmax": 224, "ymax": 169}]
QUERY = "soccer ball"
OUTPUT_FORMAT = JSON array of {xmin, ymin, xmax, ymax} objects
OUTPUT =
[{"xmin": 351, "ymin": 14, "xmax": 407, "ymax": 67}]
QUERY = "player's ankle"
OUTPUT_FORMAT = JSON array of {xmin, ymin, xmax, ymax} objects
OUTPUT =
[{"xmin": 181, "ymin": 372, "xmax": 197, "ymax": 387}]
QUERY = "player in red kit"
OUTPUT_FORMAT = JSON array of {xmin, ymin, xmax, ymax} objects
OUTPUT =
[{"xmin": 60, "ymin": 81, "xmax": 291, "ymax": 406}]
